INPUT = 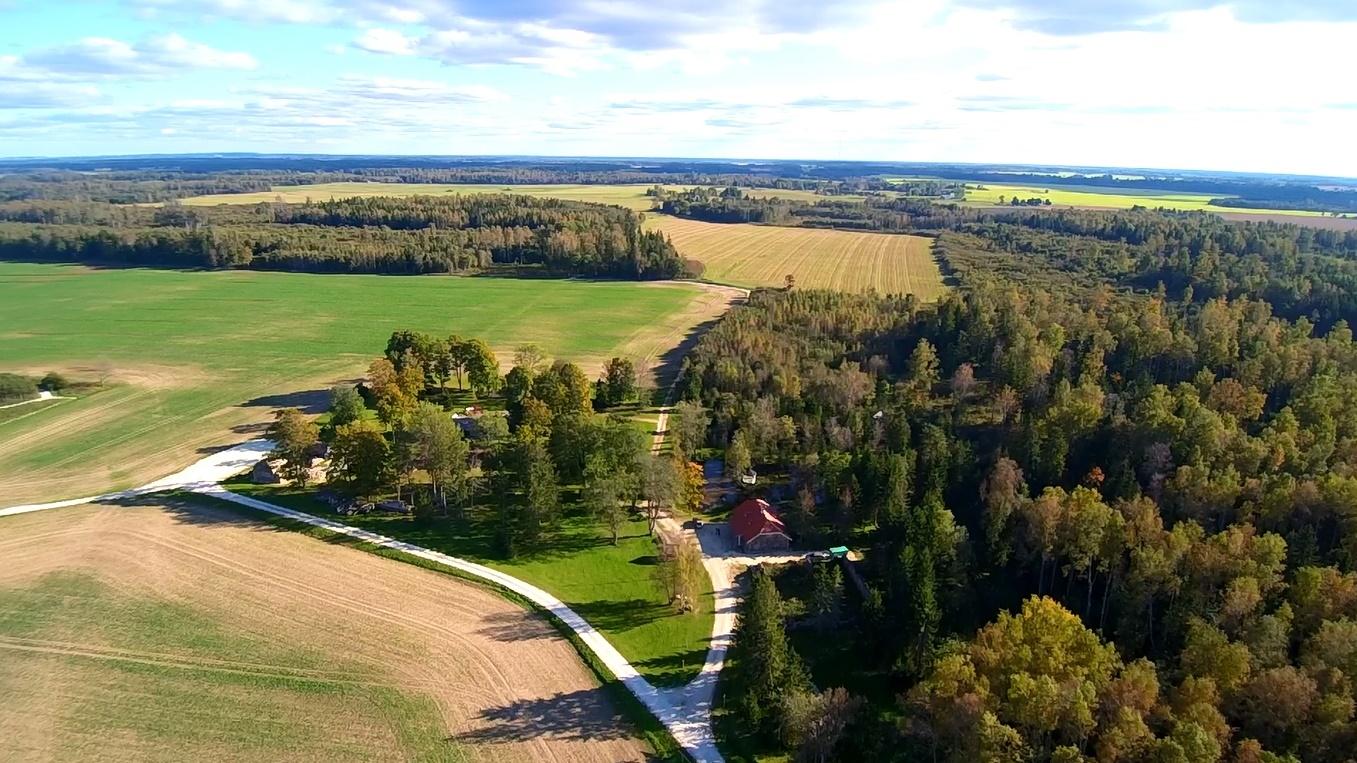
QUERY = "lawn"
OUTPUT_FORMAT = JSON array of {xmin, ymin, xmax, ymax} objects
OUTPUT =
[
  {"xmin": 645, "ymin": 215, "xmax": 946, "ymax": 297},
  {"xmin": 961, "ymin": 181, "xmax": 1342, "ymax": 217},
  {"xmin": 0, "ymin": 263, "xmax": 722, "ymax": 504},
  {"xmin": 226, "ymin": 479, "xmax": 716, "ymax": 688},
  {"xmin": 176, "ymin": 181, "xmax": 852, "ymax": 212}
]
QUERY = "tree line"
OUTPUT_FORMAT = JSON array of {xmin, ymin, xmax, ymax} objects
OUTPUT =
[
  {"xmin": 0, "ymin": 194, "xmax": 687, "ymax": 278},
  {"xmin": 683, "ymin": 281, "xmax": 1357, "ymax": 761}
]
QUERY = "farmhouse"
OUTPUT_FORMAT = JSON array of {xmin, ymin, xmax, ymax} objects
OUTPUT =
[{"xmin": 730, "ymin": 498, "xmax": 792, "ymax": 551}]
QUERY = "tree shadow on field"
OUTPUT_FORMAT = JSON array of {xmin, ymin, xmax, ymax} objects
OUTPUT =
[
  {"xmin": 240, "ymin": 387, "xmax": 333, "ymax": 415},
  {"xmin": 474, "ymin": 608, "xmax": 561, "ymax": 643},
  {"xmin": 453, "ymin": 687, "xmax": 641, "ymax": 745},
  {"xmin": 119, "ymin": 493, "xmax": 293, "ymax": 533},
  {"xmin": 651, "ymin": 316, "xmax": 724, "ymax": 391}
]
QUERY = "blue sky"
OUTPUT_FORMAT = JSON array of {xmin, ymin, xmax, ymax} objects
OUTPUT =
[{"xmin": 2, "ymin": 0, "xmax": 1354, "ymax": 175}]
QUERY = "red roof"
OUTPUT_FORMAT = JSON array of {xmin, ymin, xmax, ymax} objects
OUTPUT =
[{"xmin": 730, "ymin": 498, "xmax": 789, "ymax": 543}]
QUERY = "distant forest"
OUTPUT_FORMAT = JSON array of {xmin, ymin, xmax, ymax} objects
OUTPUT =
[
  {"xmin": 0, "ymin": 195, "xmax": 687, "ymax": 278},
  {"xmin": 1, "ymin": 155, "xmax": 1352, "ymax": 212}
]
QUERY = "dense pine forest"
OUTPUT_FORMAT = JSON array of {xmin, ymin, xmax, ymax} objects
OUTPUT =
[
  {"xmin": 0, "ymin": 195, "xmax": 686, "ymax": 278},
  {"xmin": 689, "ymin": 236, "xmax": 1357, "ymax": 759}
]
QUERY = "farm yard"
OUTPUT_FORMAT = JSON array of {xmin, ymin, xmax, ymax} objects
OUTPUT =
[
  {"xmin": 0, "ymin": 263, "xmax": 733, "ymax": 504},
  {"xmin": 646, "ymin": 215, "xmax": 945, "ymax": 297},
  {"xmin": 0, "ymin": 498, "xmax": 650, "ymax": 762}
]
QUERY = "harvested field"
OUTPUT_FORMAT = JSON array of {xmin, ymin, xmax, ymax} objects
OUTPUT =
[
  {"xmin": 0, "ymin": 264, "xmax": 728, "ymax": 503},
  {"xmin": 1216, "ymin": 211, "xmax": 1357, "ymax": 230},
  {"xmin": 0, "ymin": 498, "xmax": 650, "ymax": 762},
  {"xmin": 646, "ymin": 215, "xmax": 945, "ymax": 297}
]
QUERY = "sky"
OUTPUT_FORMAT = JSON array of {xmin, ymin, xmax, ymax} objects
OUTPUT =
[{"xmin": 1, "ymin": 0, "xmax": 1354, "ymax": 176}]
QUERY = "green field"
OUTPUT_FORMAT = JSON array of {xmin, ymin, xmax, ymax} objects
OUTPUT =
[
  {"xmin": 176, "ymin": 182, "xmax": 846, "ymax": 211},
  {"xmin": 962, "ymin": 181, "xmax": 1345, "ymax": 217},
  {"xmin": 646, "ymin": 215, "xmax": 946, "ymax": 297},
  {"xmin": 0, "ymin": 263, "xmax": 722, "ymax": 504},
  {"xmin": 227, "ymin": 481, "xmax": 715, "ymax": 688}
]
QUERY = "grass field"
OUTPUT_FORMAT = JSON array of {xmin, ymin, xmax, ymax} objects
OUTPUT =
[
  {"xmin": 226, "ymin": 480, "xmax": 715, "ymax": 688},
  {"xmin": 646, "ymin": 215, "xmax": 945, "ymax": 297},
  {"xmin": 0, "ymin": 263, "xmax": 732, "ymax": 504},
  {"xmin": 176, "ymin": 182, "xmax": 848, "ymax": 211},
  {"xmin": 0, "ymin": 499, "xmax": 648, "ymax": 762},
  {"xmin": 962, "ymin": 181, "xmax": 1349, "ymax": 218}
]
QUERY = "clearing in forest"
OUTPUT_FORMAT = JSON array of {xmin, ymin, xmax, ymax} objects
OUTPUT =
[
  {"xmin": 0, "ymin": 263, "xmax": 730, "ymax": 504},
  {"xmin": 645, "ymin": 214, "xmax": 946, "ymax": 297},
  {"xmin": 0, "ymin": 498, "xmax": 649, "ymax": 762}
]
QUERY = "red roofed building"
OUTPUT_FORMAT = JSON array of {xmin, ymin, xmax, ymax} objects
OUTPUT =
[{"xmin": 730, "ymin": 498, "xmax": 792, "ymax": 551}]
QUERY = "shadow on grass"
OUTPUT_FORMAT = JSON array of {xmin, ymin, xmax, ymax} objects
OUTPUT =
[
  {"xmin": 632, "ymin": 645, "xmax": 710, "ymax": 676},
  {"xmin": 570, "ymin": 598, "xmax": 674, "ymax": 635}
]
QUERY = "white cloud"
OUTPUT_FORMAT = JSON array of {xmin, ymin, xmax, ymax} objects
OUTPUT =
[
  {"xmin": 354, "ymin": 28, "xmax": 417, "ymax": 56},
  {"xmin": 22, "ymin": 34, "xmax": 256, "ymax": 77}
]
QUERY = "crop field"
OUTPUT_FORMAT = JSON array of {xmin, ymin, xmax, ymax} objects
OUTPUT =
[
  {"xmin": 176, "ymin": 182, "xmax": 848, "ymax": 211},
  {"xmin": 0, "ymin": 498, "xmax": 647, "ymax": 762},
  {"xmin": 0, "ymin": 263, "xmax": 734, "ymax": 504},
  {"xmin": 646, "ymin": 215, "xmax": 945, "ymax": 297},
  {"xmin": 227, "ymin": 481, "xmax": 716, "ymax": 688},
  {"xmin": 962, "ymin": 181, "xmax": 1347, "ymax": 218}
]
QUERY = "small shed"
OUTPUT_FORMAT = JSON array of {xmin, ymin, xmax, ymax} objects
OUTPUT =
[
  {"xmin": 252, "ymin": 458, "xmax": 285, "ymax": 484},
  {"xmin": 730, "ymin": 498, "xmax": 791, "ymax": 551}
]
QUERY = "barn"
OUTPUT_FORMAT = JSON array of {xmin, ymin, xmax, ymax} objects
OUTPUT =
[{"xmin": 730, "ymin": 498, "xmax": 792, "ymax": 552}]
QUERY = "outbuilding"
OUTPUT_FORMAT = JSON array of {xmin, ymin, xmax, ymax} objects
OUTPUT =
[{"xmin": 730, "ymin": 498, "xmax": 792, "ymax": 551}]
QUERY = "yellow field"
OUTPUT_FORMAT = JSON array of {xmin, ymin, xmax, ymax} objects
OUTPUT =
[
  {"xmin": 646, "ymin": 215, "xmax": 945, "ymax": 297},
  {"xmin": 178, "ymin": 182, "xmax": 849, "ymax": 211},
  {"xmin": 962, "ymin": 182, "xmax": 1346, "ymax": 218}
]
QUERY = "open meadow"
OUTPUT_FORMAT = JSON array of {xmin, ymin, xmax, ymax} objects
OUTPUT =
[
  {"xmin": 0, "ymin": 497, "xmax": 649, "ymax": 762},
  {"xmin": 0, "ymin": 263, "xmax": 734, "ymax": 504},
  {"xmin": 646, "ymin": 215, "xmax": 945, "ymax": 297},
  {"xmin": 177, "ymin": 182, "xmax": 844, "ymax": 211}
]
